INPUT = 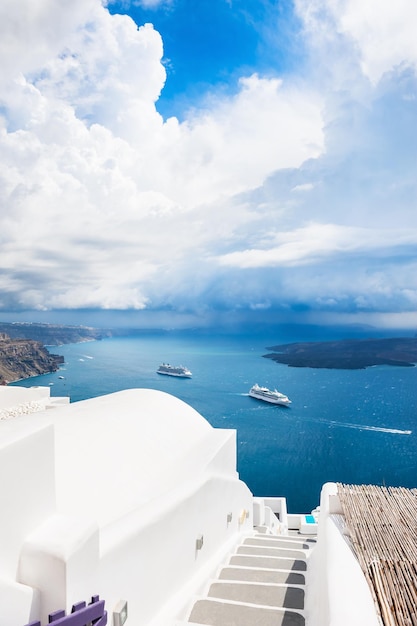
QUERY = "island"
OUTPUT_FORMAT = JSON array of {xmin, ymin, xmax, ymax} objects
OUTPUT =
[{"xmin": 263, "ymin": 337, "xmax": 417, "ymax": 370}]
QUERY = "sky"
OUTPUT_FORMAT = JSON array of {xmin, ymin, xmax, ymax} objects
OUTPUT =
[{"xmin": 0, "ymin": 0, "xmax": 416, "ymax": 331}]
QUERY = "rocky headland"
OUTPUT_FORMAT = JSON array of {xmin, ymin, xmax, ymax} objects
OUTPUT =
[
  {"xmin": 0, "ymin": 333, "xmax": 65, "ymax": 384},
  {"xmin": 0, "ymin": 323, "xmax": 111, "ymax": 384},
  {"xmin": 264, "ymin": 337, "xmax": 417, "ymax": 370}
]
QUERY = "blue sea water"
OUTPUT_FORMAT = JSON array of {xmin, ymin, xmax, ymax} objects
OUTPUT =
[{"xmin": 12, "ymin": 329, "xmax": 417, "ymax": 513}]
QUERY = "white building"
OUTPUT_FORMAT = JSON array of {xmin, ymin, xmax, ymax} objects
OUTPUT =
[{"xmin": 0, "ymin": 386, "xmax": 382, "ymax": 626}]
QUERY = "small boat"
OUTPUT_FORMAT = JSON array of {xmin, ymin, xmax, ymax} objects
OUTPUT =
[
  {"xmin": 58, "ymin": 376, "xmax": 65, "ymax": 379},
  {"xmin": 157, "ymin": 363, "xmax": 192, "ymax": 378},
  {"xmin": 249, "ymin": 383, "xmax": 291, "ymax": 406}
]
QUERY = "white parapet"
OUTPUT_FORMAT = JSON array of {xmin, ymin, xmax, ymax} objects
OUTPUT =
[
  {"xmin": 0, "ymin": 386, "xmax": 51, "ymax": 408},
  {"xmin": 305, "ymin": 482, "xmax": 380, "ymax": 626},
  {"xmin": 0, "ymin": 386, "xmax": 69, "ymax": 420},
  {"xmin": 253, "ymin": 496, "xmax": 288, "ymax": 534}
]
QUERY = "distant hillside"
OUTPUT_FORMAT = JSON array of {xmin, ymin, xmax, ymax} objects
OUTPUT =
[
  {"xmin": 0, "ymin": 333, "xmax": 65, "ymax": 384},
  {"xmin": 264, "ymin": 337, "xmax": 417, "ymax": 369},
  {"xmin": 0, "ymin": 322, "xmax": 112, "ymax": 346}
]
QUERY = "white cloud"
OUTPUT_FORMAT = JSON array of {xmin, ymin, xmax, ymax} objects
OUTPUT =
[
  {"xmin": 0, "ymin": 0, "xmax": 415, "ymax": 325},
  {"xmin": 217, "ymin": 224, "xmax": 417, "ymax": 268},
  {"xmin": 165, "ymin": 75, "xmax": 323, "ymax": 206},
  {"xmin": 333, "ymin": 0, "xmax": 417, "ymax": 83},
  {"xmin": 295, "ymin": 0, "xmax": 417, "ymax": 84},
  {"xmin": 0, "ymin": 0, "xmax": 99, "ymax": 87}
]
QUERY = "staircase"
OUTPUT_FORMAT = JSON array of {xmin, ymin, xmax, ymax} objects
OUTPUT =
[{"xmin": 185, "ymin": 531, "xmax": 316, "ymax": 626}]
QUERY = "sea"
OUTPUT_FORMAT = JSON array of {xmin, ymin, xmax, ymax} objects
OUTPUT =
[{"xmin": 11, "ymin": 326, "xmax": 417, "ymax": 514}]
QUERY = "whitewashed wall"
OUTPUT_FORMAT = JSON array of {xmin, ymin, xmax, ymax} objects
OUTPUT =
[
  {"xmin": 0, "ymin": 418, "xmax": 55, "ymax": 625},
  {"xmin": 1, "ymin": 388, "xmax": 253, "ymax": 626},
  {"xmin": 306, "ymin": 482, "xmax": 380, "ymax": 626}
]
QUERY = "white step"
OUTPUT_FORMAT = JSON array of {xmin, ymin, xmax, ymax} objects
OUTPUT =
[
  {"xmin": 247, "ymin": 536, "xmax": 314, "ymax": 550},
  {"xmin": 218, "ymin": 565, "xmax": 305, "ymax": 585},
  {"xmin": 229, "ymin": 554, "xmax": 307, "ymax": 571},
  {"xmin": 207, "ymin": 580, "xmax": 304, "ymax": 609},
  {"xmin": 188, "ymin": 598, "xmax": 305, "ymax": 626},
  {"xmin": 185, "ymin": 530, "xmax": 312, "ymax": 625},
  {"xmin": 237, "ymin": 545, "xmax": 308, "ymax": 559}
]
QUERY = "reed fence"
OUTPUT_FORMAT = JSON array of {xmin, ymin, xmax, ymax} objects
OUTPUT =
[{"xmin": 337, "ymin": 483, "xmax": 417, "ymax": 626}]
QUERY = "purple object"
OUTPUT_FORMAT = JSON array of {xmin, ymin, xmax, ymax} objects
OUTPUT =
[{"xmin": 24, "ymin": 596, "xmax": 107, "ymax": 626}]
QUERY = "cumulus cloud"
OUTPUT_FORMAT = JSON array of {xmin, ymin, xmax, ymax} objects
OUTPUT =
[
  {"xmin": 205, "ymin": 53, "xmax": 417, "ymax": 323},
  {"xmin": 0, "ymin": 0, "xmax": 415, "ymax": 328},
  {"xmin": 295, "ymin": 0, "xmax": 417, "ymax": 83},
  {"xmin": 328, "ymin": 0, "xmax": 417, "ymax": 83}
]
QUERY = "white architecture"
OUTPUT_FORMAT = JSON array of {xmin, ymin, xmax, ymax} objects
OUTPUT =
[{"xmin": 0, "ymin": 386, "xmax": 380, "ymax": 626}]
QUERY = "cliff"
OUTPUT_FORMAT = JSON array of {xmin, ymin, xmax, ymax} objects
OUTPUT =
[
  {"xmin": 264, "ymin": 337, "xmax": 417, "ymax": 370},
  {"xmin": 0, "ymin": 333, "xmax": 64, "ymax": 384}
]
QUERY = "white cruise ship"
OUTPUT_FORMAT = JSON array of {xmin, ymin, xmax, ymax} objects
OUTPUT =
[
  {"xmin": 249, "ymin": 383, "xmax": 291, "ymax": 406},
  {"xmin": 157, "ymin": 363, "xmax": 192, "ymax": 378}
]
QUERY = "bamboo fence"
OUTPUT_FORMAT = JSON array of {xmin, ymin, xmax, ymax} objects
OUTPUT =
[{"xmin": 337, "ymin": 483, "xmax": 417, "ymax": 626}]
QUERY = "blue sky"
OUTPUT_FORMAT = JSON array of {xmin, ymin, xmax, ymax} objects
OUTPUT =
[
  {"xmin": 108, "ymin": 0, "xmax": 304, "ymax": 119},
  {"xmin": 0, "ymin": 0, "xmax": 416, "ymax": 330}
]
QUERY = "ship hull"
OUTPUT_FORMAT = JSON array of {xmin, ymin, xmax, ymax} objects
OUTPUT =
[
  {"xmin": 157, "ymin": 371, "xmax": 192, "ymax": 378},
  {"xmin": 249, "ymin": 392, "xmax": 290, "ymax": 406},
  {"xmin": 249, "ymin": 387, "xmax": 291, "ymax": 406}
]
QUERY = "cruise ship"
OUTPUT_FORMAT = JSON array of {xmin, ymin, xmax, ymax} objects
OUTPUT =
[
  {"xmin": 249, "ymin": 383, "xmax": 291, "ymax": 406},
  {"xmin": 157, "ymin": 363, "xmax": 192, "ymax": 377},
  {"xmin": 1, "ymin": 384, "xmax": 414, "ymax": 626}
]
